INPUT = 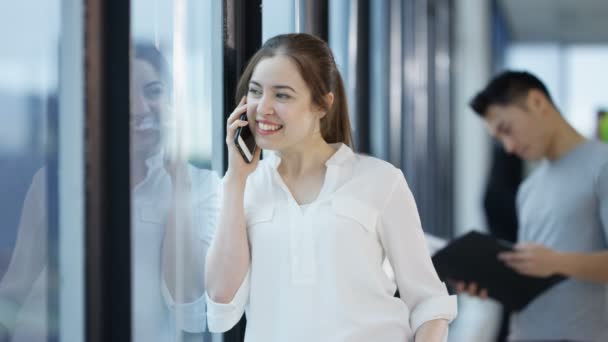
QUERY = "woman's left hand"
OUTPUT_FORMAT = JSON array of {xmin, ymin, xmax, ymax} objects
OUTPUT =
[
  {"xmin": 498, "ymin": 243, "xmax": 560, "ymax": 278},
  {"xmin": 414, "ymin": 319, "xmax": 448, "ymax": 342}
]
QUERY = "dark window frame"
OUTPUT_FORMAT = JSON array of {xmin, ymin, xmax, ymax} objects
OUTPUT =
[
  {"xmin": 84, "ymin": 0, "xmax": 132, "ymax": 341},
  {"xmin": 222, "ymin": 0, "xmax": 261, "ymax": 340}
]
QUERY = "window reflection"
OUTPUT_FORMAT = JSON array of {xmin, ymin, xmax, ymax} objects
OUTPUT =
[
  {"xmin": 130, "ymin": 43, "xmax": 221, "ymax": 342},
  {"xmin": 0, "ymin": 168, "xmax": 51, "ymax": 342},
  {"xmin": 131, "ymin": 0, "xmax": 222, "ymax": 339},
  {"xmin": 0, "ymin": 0, "xmax": 59, "ymax": 337}
]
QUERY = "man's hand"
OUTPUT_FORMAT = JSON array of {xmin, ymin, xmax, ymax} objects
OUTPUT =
[
  {"xmin": 453, "ymin": 281, "xmax": 488, "ymax": 299},
  {"xmin": 498, "ymin": 243, "xmax": 560, "ymax": 278},
  {"xmin": 452, "ymin": 243, "xmax": 560, "ymax": 301}
]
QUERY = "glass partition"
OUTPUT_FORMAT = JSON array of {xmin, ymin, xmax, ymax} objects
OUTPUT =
[
  {"xmin": 0, "ymin": 0, "xmax": 84, "ymax": 341},
  {"xmin": 130, "ymin": 1, "xmax": 223, "ymax": 341}
]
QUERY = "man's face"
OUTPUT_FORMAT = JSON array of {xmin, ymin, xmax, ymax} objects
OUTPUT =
[{"xmin": 484, "ymin": 101, "xmax": 549, "ymax": 161}]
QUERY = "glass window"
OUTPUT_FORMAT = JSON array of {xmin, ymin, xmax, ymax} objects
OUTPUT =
[
  {"xmin": 0, "ymin": 0, "xmax": 84, "ymax": 341},
  {"xmin": 565, "ymin": 45, "xmax": 608, "ymax": 137},
  {"xmin": 130, "ymin": 0, "xmax": 223, "ymax": 341}
]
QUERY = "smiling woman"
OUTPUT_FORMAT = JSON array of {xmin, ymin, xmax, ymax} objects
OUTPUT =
[
  {"xmin": 204, "ymin": 33, "xmax": 457, "ymax": 342},
  {"xmin": 236, "ymin": 34, "xmax": 352, "ymax": 150}
]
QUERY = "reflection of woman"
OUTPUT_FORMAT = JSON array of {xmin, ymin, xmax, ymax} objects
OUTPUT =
[
  {"xmin": 0, "ymin": 44, "xmax": 221, "ymax": 342},
  {"xmin": 130, "ymin": 43, "xmax": 221, "ymax": 341},
  {"xmin": 205, "ymin": 33, "xmax": 457, "ymax": 342}
]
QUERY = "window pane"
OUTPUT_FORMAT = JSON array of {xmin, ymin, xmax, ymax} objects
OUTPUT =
[
  {"xmin": 0, "ymin": 0, "xmax": 85, "ymax": 341},
  {"xmin": 130, "ymin": 0, "xmax": 223, "ymax": 341}
]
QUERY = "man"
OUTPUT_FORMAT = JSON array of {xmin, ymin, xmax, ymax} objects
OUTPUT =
[{"xmin": 460, "ymin": 71, "xmax": 608, "ymax": 341}]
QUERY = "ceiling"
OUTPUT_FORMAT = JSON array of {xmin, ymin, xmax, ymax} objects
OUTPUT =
[{"xmin": 499, "ymin": 0, "xmax": 608, "ymax": 43}]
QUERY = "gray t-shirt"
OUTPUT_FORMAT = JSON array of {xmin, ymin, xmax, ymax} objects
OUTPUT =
[{"xmin": 509, "ymin": 139, "xmax": 608, "ymax": 342}]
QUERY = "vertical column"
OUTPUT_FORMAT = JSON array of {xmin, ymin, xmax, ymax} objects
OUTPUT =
[
  {"xmin": 452, "ymin": 0, "xmax": 492, "ymax": 237},
  {"xmin": 59, "ymin": 0, "xmax": 85, "ymax": 341},
  {"xmin": 84, "ymin": 0, "xmax": 132, "ymax": 341},
  {"xmin": 369, "ymin": 0, "xmax": 390, "ymax": 160}
]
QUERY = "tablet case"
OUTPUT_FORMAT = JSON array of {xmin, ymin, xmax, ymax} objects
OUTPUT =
[{"xmin": 431, "ymin": 231, "xmax": 565, "ymax": 311}]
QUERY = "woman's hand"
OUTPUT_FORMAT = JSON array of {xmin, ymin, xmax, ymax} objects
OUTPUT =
[
  {"xmin": 414, "ymin": 319, "xmax": 448, "ymax": 342},
  {"xmin": 225, "ymin": 96, "xmax": 261, "ymax": 181}
]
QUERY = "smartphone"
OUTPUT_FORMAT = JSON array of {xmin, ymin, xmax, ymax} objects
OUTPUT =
[{"xmin": 234, "ymin": 113, "xmax": 257, "ymax": 163}]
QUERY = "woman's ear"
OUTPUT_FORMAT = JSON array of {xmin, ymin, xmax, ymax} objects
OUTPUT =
[{"xmin": 318, "ymin": 92, "xmax": 335, "ymax": 119}]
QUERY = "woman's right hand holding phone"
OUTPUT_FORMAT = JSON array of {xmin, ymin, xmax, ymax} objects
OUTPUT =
[{"xmin": 225, "ymin": 96, "xmax": 261, "ymax": 182}]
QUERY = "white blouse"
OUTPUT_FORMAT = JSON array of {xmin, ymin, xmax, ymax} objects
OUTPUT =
[{"xmin": 206, "ymin": 144, "xmax": 457, "ymax": 342}]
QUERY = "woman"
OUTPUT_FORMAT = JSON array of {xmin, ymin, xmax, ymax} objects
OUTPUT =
[{"xmin": 205, "ymin": 33, "xmax": 456, "ymax": 342}]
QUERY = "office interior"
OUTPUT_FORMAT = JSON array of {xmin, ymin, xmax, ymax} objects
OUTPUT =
[{"xmin": 0, "ymin": 0, "xmax": 606, "ymax": 341}]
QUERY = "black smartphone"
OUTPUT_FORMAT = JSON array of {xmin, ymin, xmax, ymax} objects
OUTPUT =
[{"xmin": 234, "ymin": 113, "xmax": 257, "ymax": 163}]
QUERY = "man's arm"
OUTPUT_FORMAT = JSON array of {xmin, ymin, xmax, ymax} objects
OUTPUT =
[
  {"xmin": 554, "ymin": 251, "xmax": 608, "ymax": 283},
  {"xmin": 499, "ymin": 244, "xmax": 608, "ymax": 283}
]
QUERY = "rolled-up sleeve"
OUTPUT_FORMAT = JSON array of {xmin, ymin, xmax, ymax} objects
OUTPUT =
[
  {"xmin": 205, "ymin": 269, "xmax": 250, "ymax": 333},
  {"xmin": 378, "ymin": 169, "xmax": 457, "ymax": 334}
]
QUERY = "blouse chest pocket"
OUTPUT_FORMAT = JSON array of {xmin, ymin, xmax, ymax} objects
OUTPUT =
[
  {"xmin": 246, "ymin": 205, "xmax": 275, "ymax": 228},
  {"xmin": 137, "ymin": 202, "xmax": 166, "ymax": 225},
  {"xmin": 331, "ymin": 197, "xmax": 380, "ymax": 236}
]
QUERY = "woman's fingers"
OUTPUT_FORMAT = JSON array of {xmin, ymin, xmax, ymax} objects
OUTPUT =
[
  {"xmin": 226, "ymin": 97, "xmax": 248, "ymax": 128},
  {"xmin": 225, "ymin": 120, "xmax": 250, "ymax": 145}
]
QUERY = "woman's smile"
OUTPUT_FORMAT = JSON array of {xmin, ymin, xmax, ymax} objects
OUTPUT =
[{"xmin": 256, "ymin": 119, "xmax": 283, "ymax": 135}]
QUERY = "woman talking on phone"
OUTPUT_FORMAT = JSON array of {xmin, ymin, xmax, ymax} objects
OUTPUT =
[{"xmin": 204, "ymin": 33, "xmax": 456, "ymax": 342}]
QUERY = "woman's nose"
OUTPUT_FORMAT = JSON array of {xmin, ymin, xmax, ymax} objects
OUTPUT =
[
  {"xmin": 253, "ymin": 95, "xmax": 275, "ymax": 116},
  {"xmin": 131, "ymin": 92, "xmax": 151, "ymax": 114}
]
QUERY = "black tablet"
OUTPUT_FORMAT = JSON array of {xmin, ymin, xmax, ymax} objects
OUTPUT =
[{"xmin": 431, "ymin": 231, "xmax": 565, "ymax": 311}]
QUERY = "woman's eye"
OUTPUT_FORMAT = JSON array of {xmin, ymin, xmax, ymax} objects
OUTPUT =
[
  {"xmin": 144, "ymin": 86, "xmax": 164, "ymax": 100},
  {"xmin": 248, "ymin": 88, "xmax": 261, "ymax": 96},
  {"xmin": 276, "ymin": 93, "xmax": 291, "ymax": 100}
]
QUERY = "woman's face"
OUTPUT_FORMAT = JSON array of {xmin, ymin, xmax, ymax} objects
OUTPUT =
[
  {"xmin": 130, "ymin": 58, "xmax": 170, "ymax": 156},
  {"xmin": 246, "ymin": 55, "xmax": 324, "ymax": 153}
]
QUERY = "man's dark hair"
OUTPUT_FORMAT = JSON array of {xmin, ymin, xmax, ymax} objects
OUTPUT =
[{"xmin": 469, "ymin": 71, "xmax": 554, "ymax": 117}]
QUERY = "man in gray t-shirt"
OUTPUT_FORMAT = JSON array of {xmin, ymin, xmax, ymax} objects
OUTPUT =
[{"xmin": 462, "ymin": 71, "xmax": 608, "ymax": 342}]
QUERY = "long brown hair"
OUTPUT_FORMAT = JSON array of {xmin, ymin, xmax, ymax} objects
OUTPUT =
[{"xmin": 235, "ymin": 33, "xmax": 353, "ymax": 148}]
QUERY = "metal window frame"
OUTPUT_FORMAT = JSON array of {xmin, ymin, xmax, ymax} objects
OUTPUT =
[
  {"xmin": 84, "ymin": 0, "xmax": 132, "ymax": 341},
  {"xmin": 221, "ymin": 0, "xmax": 261, "ymax": 340},
  {"xmin": 223, "ymin": 0, "xmax": 262, "ymax": 172}
]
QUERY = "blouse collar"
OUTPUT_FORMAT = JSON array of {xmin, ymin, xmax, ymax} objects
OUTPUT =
[{"xmin": 264, "ymin": 143, "xmax": 355, "ymax": 169}]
